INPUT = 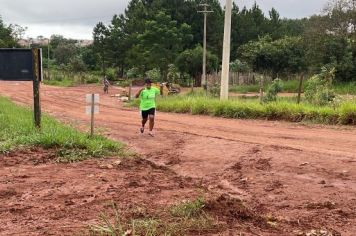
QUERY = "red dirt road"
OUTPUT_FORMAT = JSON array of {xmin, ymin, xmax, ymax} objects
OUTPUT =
[{"xmin": 0, "ymin": 81, "xmax": 356, "ymax": 235}]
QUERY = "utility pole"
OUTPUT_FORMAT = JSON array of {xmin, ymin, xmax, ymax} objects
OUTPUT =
[
  {"xmin": 198, "ymin": 2, "xmax": 213, "ymax": 94},
  {"xmin": 220, "ymin": 0, "xmax": 232, "ymax": 100}
]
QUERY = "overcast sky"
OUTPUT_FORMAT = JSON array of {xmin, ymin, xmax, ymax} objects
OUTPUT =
[{"xmin": 1, "ymin": 0, "xmax": 329, "ymax": 40}]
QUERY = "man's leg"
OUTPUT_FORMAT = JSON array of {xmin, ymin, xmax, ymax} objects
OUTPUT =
[
  {"xmin": 142, "ymin": 117, "xmax": 148, "ymax": 128},
  {"xmin": 148, "ymin": 108, "xmax": 156, "ymax": 136},
  {"xmin": 141, "ymin": 110, "xmax": 148, "ymax": 133},
  {"xmin": 149, "ymin": 115, "xmax": 155, "ymax": 131}
]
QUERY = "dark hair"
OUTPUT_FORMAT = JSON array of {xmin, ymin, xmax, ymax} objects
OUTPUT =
[{"xmin": 145, "ymin": 78, "xmax": 152, "ymax": 84}]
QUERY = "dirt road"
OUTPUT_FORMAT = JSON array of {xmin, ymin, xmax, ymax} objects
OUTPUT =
[{"xmin": 1, "ymin": 81, "xmax": 355, "ymax": 235}]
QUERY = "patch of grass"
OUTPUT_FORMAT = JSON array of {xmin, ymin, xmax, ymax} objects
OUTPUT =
[
  {"xmin": 89, "ymin": 199, "xmax": 215, "ymax": 236},
  {"xmin": 170, "ymin": 197, "xmax": 205, "ymax": 218},
  {"xmin": 334, "ymin": 82, "xmax": 356, "ymax": 95},
  {"xmin": 130, "ymin": 95, "xmax": 356, "ymax": 125},
  {"xmin": 43, "ymin": 69, "xmax": 101, "ymax": 87},
  {"xmin": 230, "ymin": 80, "xmax": 356, "ymax": 95},
  {"xmin": 0, "ymin": 96, "xmax": 125, "ymax": 162},
  {"xmin": 230, "ymin": 84, "xmax": 261, "ymax": 93},
  {"xmin": 230, "ymin": 80, "xmax": 301, "ymax": 94}
]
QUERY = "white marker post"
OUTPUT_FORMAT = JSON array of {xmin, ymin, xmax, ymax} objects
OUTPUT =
[{"xmin": 86, "ymin": 94, "xmax": 99, "ymax": 136}]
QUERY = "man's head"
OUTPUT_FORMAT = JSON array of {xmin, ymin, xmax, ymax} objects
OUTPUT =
[{"xmin": 145, "ymin": 78, "xmax": 152, "ymax": 89}]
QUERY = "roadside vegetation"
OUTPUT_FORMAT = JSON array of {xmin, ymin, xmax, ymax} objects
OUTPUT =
[
  {"xmin": 132, "ymin": 67, "xmax": 355, "ymax": 126},
  {"xmin": 89, "ymin": 198, "xmax": 216, "ymax": 236},
  {"xmin": 0, "ymin": 97, "xmax": 125, "ymax": 162},
  {"xmin": 42, "ymin": 68, "xmax": 104, "ymax": 87},
  {"xmin": 230, "ymin": 80, "xmax": 356, "ymax": 95},
  {"xmin": 130, "ymin": 91, "xmax": 356, "ymax": 125}
]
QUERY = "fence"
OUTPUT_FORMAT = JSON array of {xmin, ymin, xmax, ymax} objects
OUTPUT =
[{"xmin": 207, "ymin": 71, "xmax": 273, "ymax": 86}]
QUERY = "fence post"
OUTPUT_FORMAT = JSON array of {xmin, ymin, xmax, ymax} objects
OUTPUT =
[
  {"xmin": 128, "ymin": 81, "xmax": 132, "ymax": 101},
  {"xmin": 297, "ymin": 73, "xmax": 304, "ymax": 104},
  {"xmin": 90, "ymin": 94, "xmax": 95, "ymax": 137},
  {"xmin": 259, "ymin": 73, "xmax": 264, "ymax": 103},
  {"xmin": 32, "ymin": 48, "xmax": 41, "ymax": 129}
]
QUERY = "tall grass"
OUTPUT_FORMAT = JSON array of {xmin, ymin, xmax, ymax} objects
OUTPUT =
[
  {"xmin": 89, "ymin": 198, "xmax": 214, "ymax": 236},
  {"xmin": 132, "ymin": 95, "xmax": 356, "ymax": 125},
  {"xmin": 0, "ymin": 97, "xmax": 125, "ymax": 162},
  {"xmin": 230, "ymin": 80, "xmax": 356, "ymax": 95},
  {"xmin": 43, "ymin": 69, "xmax": 102, "ymax": 87},
  {"xmin": 334, "ymin": 82, "xmax": 356, "ymax": 95}
]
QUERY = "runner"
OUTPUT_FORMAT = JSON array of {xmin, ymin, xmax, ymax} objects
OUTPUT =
[{"xmin": 135, "ymin": 78, "xmax": 161, "ymax": 137}]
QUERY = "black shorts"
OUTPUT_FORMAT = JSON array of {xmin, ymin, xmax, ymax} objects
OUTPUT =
[{"xmin": 141, "ymin": 108, "xmax": 156, "ymax": 119}]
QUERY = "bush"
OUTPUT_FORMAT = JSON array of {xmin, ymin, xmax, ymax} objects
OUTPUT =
[
  {"xmin": 305, "ymin": 66, "xmax": 336, "ymax": 106},
  {"xmin": 146, "ymin": 68, "xmax": 161, "ymax": 82},
  {"xmin": 167, "ymin": 64, "xmax": 180, "ymax": 83},
  {"xmin": 305, "ymin": 76, "xmax": 335, "ymax": 106},
  {"xmin": 127, "ymin": 67, "xmax": 142, "ymax": 79},
  {"xmin": 106, "ymin": 68, "xmax": 117, "ymax": 81},
  {"xmin": 264, "ymin": 79, "xmax": 283, "ymax": 102}
]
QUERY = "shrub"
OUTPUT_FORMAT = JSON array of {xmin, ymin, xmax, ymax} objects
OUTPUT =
[
  {"xmin": 127, "ymin": 67, "xmax": 142, "ymax": 79},
  {"xmin": 305, "ymin": 66, "xmax": 336, "ymax": 106},
  {"xmin": 264, "ymin": 78, "xmax": 283, "ymax": 102},
  {"xmin": 167, "ymin": 64, "xmax": 180, "ymax": 83},
  {"xmin": 146, "ymin": 68, "xmax": 161, "ymax": 82}
]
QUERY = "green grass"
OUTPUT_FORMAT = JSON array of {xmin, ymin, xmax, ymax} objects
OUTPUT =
[
  {"xmin": 89, "ymin": 198, "xmax": 215, "ymax": 236},
  {"xmin": 334, "ymin": 82, "xmax": 356, "ymax": 95},
  {"xmin": 0, "ymin": 96, "xmax": 125, "ymax": 162},
  {"xmin": 230, "ymin": 80, "xmax": 356, "ymax": 95},
  {"xmin": 229, "ymin": 80, "xmax": 302, "ymax": 93},
  {"xmin": 170, "ymin": 198, "xmax": 206, "ymax": 218},
  {"xmin": 43, "ymin": 69, "xmax": 102, "ymax": 87},
  {"xmin": 131, "ymin": 95, "xmax": 356, "ymax": 125}
]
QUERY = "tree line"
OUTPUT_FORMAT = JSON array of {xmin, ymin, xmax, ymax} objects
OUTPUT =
[{"xmin": 1, "ymin": 0, "xmax": 355, "ymax": 84}]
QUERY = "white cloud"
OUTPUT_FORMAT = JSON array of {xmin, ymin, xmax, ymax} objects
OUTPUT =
[{"xmin": 1, "ymin": 0, "xmax": 329, "ymax": 39}]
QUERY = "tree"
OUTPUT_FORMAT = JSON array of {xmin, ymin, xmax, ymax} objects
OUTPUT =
[
  {"xmin": 0, "ymin": 16, "xmax": 17, "ymax": 48},
  {"xmin": 53, "ymin": 43, "xmax": 77, "ymax": 65},
  {"xmin": 93, "ymin": 22, "xmax": 110, "ymax": 75},
  {"xmin": 239, "ymin": 36, "xmax": 306, "ymax": 78},
  {"xmin": 9, "ymin": 24, "xmax": 27, "ymax": 42},
  {"xmin": 107, "ymin": 14, "xmax": 127, "ymax": 77},
  {"xmin": 303, "ymin": 0, "xmax": 356, "ymax": 82},
  {"xmin": 175, "ymin": 45, "xmax": 219, "ymax": 86},
  {"xmin": 136, "ymin": 11, "xmax": 193, "ymax": 79},
  {"xmin": 81, "ymin": 45, "xmax": 99, "ymax": 70}
]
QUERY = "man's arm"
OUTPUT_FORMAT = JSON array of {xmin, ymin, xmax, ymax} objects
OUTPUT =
[{"xmin": 135, "ymin": 88, "xmax": 144, "ymax": 98}]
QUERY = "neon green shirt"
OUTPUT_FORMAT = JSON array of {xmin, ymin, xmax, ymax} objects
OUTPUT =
[{"xmin": 140, "ymin": 87, "xmax": 160, "ymax": 111}]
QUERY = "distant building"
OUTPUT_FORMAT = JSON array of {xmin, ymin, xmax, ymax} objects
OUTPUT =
[
  {"xmin": 76, "ymin": 40, "xmax": 93, "ymax": 47},
  {"xmin": 17, "ymin": 38, "xmax": 49, "ymax": 47},
  {"xmin": 17, "ymin": 38, "xmax": 93, "ymax": 48}
]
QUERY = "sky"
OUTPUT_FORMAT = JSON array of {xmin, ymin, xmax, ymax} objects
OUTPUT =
[{"xmin": 1, "ymin": 0, "xmax": 329, "ymax": 40}]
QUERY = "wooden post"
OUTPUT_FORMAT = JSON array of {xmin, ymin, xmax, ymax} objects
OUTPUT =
[
  {"xmin": 90, "ymin": 94, "xmax": 95, "ymax": 137},
  {"xmin": 297, "ymin": 73, "xmax": 304, "ymax": 104},
  {"xmin": 32, "ymin": 48, "xmax": 41, "ymax": 129},
  {"xmin": 259, "ymin": 73, "xmax": 264, "ymax": 103},
  {"xmin": 128, "ymin": 81, "xmax": 132, "ymax": 101}
]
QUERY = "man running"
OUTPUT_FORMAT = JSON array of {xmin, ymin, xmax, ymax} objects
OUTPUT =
[{"xmin": 135, "ymin": 78, "xmax": 161, "ymax": 137}]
